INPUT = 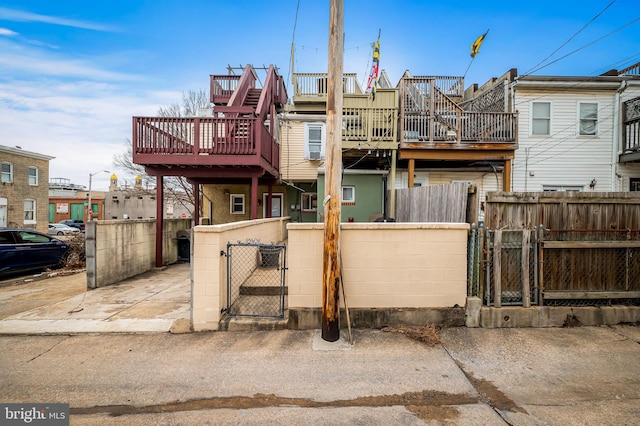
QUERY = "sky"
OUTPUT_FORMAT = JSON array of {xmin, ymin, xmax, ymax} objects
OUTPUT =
[{"xmin": 1, "ymin": 0, "xmax": 639, "ymax": 191}]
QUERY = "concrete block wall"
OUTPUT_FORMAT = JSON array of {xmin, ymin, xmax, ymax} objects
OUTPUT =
[
  {"xmin": 287, "ymin": 222, "xmax": 470, "ymax": 309},
  {"xmin": 191, "ymin": 217, "xmax": 289, "ymax": 331},
  {"xmin": 87, "ymin": 218, "xmax": 191, "ymax": 288}
]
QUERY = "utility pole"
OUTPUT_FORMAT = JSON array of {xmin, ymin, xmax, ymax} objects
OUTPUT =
[{"xmin": 322, "ymin": 0, "xmax": 344, "ymax": 342}]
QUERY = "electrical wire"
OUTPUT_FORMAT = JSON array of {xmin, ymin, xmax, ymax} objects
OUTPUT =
[
  {"xmin": 522, "ymin": 0, "xmax": 618, "ymax": 76},
  {"xmin": 286, "ymin": 0, "xmax": 301, "ymax": 91}
]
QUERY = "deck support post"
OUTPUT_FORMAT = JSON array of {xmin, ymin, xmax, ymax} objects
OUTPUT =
[{"xmin": 155, "ymin": 176, "xmax": 164, "ymax": 268}]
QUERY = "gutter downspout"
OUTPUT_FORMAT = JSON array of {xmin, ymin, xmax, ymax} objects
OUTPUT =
[{"xmin": 612, "ymin": 80, "xmax": 627, "ymax": 191}]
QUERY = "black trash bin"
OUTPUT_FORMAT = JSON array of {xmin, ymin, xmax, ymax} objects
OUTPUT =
[
  {"xmin": 259, "ymin": 245, "xmax": 281, "ymax": 268},
  {"xmin": 176, "ymin": 231, "xmax": 190, "ymax": 262}
]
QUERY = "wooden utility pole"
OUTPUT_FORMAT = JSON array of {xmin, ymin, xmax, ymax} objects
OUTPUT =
[{"xmin": 322, "ymin": 0, "xmax": 344, "ymax": 342}]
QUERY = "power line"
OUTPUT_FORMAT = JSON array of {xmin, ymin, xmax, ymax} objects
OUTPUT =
[
  {"xmin": 526, "ymin": 15, "xmax": 640, "ymax": 75},
  {"xmin": 286, "ymin": 0, "xmax": 301, "ymax": 91},
  {"xmin": 522, "ymin": 0, "xmax": 618, "ymax": 76}
]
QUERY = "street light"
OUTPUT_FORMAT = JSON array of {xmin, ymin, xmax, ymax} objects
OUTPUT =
[{"xmin": 88, "ymin": 170, "xmax": 110, "ymax": 222}]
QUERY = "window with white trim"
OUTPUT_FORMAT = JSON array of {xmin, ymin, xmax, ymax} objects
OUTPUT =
[
  {"xmin": 304, "ymin": 123, "xmax": 325, "ymax": 160},
  {"xmin": 301, "ymin": 193, "xmax": 317, "ymax": 211},
  {"xmin": 230, "ymin": 194, "xmax": 245, "ymax": 214},
  {"xmin": 579, "ymin": 102, "xmax": 598, "ymax": 136},
  {"xmin": 24, "ymin": 199, "xmax": 36, "ymax": 224},
  {"xmin": 1, "ymin": 162, "xmax": 12, "ymax": 183},
  {"xmin": 28, "ymin": 166, "xmax": 38, "ymax": 186},
  {"xmin": 531, "ymin": 102, "xmax": 551, "ymax": 136},
  {"xmin": 342, "ymin": 186, "xmax": 355, "ymax": 203}
]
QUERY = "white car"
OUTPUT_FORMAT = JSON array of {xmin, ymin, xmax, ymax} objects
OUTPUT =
[{"xmin": 48, "ymin": 223, "xmax": 80, "ymax": 236}]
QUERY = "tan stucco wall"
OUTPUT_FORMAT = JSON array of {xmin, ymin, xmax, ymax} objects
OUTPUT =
[
  {"xmin": 287, "ymin": 222, "xmax": 469, "ymax": 309},
  {"xmin": 87, "ymin": 218, "xmax": 191, "ymax": 288},
  {"xmin": 192, "ymin": 217, "xmax": 289, "ymax": 331},
  {"xmin": 191, "ymin": 219, "xmax": 469, "ymax": 331}
]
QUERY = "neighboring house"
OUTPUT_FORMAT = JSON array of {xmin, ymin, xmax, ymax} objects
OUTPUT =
[
  {"xmin": 0, "ymin": 145, "xmax": 54, "ymax": 232},
  {"xmin": 282, "ymin": 70, "xmax": 397, "ymax": 222},
  {"xmin": 464, "ymin": 62, "xmax": 640, "ymax": 193},
  {"xmin": 509, "ymin": 64, "xmax": 640, "ymax": 192},
  {"xmin": 48, "ymin": 177, "xmax": 108, "ymax": 223},
  {"xmin": 104, "ymin": 174, "xmax": 192, "ymax": 220},
  {"xmin": 132, "ymin": 64, "xmax": 288, "ymax": 265},
  {"xmin": 396, "ymin": 70, "xmax": 518, "ymax": 216}
]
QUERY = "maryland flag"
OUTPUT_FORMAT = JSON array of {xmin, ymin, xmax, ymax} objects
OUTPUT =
[
  {"xmin": 366, "ymin": 32, "xmax": 380, "ymax": 100},
  {"xmin": 470, "ymin": 30, "xmax": 489, "ymax": 58}
]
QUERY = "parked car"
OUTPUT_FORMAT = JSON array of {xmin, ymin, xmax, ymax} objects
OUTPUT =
[
  {"xmin": 48, "ymin": 223, "xmax": 80, "ymax": 236},
  {"xmin": 59, "ymin": 219, "xmax": 85, "ymax": 231},
  {"xmin": 0, "ymin": 228, "xmax": 71, "ymax": 277}
]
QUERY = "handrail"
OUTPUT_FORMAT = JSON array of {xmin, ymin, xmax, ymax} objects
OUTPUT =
[{"xmin": 292, "ymin": 73, "xmax": 362, "ymax": 96}]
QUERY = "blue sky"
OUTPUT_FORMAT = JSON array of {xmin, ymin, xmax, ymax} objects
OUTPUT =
[{"xmin": 1, "ymin": 0, "xmax": 639, "ymax": 190}]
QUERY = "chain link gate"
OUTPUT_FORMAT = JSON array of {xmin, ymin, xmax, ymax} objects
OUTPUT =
[{"xmin": 224, "ymin": 242, "xmax": 286, "ymax": 318}]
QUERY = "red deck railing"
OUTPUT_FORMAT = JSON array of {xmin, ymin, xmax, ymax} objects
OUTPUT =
[{"xmin": 132, "ymin": 116, "xmax": 279, "ymax": 170}]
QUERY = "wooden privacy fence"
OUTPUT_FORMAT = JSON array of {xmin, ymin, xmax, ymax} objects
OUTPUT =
[
  {"xmin": 468, "ymin": 226, "xmax": 640, "ymax": 307},
  {"xmin": 395, "ymin": 182, "xmax": 469, "ymax": 222}
]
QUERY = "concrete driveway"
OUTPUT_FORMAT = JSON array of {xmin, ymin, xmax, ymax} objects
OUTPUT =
[{"xmin": 0, "ymin": 263, "xmax": 191, "ymax": 334}]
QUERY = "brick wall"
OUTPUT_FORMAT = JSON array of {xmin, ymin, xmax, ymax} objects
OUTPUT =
[{"xmin": 0, "ymin": 150, "xmax": 51, "ymax": 233}]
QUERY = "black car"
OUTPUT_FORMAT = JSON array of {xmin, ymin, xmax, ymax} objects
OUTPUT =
[
  {"xmin": 59, "ymin": 219, "xmax": 85, "ymax": 231},
  {"xmin": 0, "ymin": 228, "xmax": 71, "ymax": 277}
]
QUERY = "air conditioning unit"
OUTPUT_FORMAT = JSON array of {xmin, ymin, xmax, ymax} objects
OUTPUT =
[{"xmin": 309, "ymin": 151, "xmax": 322, "ymax": 160}]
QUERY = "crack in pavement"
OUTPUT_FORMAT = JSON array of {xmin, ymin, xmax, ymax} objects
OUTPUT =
[{"xmin": 71, "ymin": 390, "xmax": 478, "ymax": 418}]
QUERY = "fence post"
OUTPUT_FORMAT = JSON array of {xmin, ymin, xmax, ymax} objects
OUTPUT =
[
  {"xmin": 467, "ymin": 224, "xmax": 476, "ymax": 296},
  {"xmin": 538, "ymin": 224, "xmax": 545, "ymax": 306},
  {"xmin": 521, "ymin": 229, "xmax": 531, "ymax": 307},
  {"xmin": 493, "ymin": 230, "xmax": 502, "ymax": 308}
]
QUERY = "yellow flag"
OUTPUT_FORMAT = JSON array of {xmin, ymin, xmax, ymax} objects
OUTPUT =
[{"xmin": 470, "ymin": 30, "xmax": 489, "ymax": 58}]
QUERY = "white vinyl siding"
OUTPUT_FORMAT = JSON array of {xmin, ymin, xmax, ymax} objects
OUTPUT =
[{"xmin": 512, "ymin": 90, "xmax": 616, "ymax": 192}]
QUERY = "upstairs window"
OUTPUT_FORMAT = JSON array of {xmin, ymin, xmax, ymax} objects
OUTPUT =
[
  {"xmin": 579, "ymin": 102, "xmax": 598, "ymax": 136},
  {"xmin": 531, "ymin": 102, "xmax": 551, "ymax": 136},
  {"xmin": 342, "ymin": 186, "xmax": 355, "ymax": 204},
  {"xmin": 28, "ymin": 166, "xmax": 38, "ymax": 185},
  {"xmin": 304, "ymin": 123, "xmax": 325, "ymax": 160},
  {"xmin": 1, "ymin": 162, "xmax": 12, "ymax": 183}
]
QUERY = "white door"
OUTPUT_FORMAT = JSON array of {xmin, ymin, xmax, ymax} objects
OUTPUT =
[
  {"xmin": 263, "ymin": 194, "xmax": 282, "ymax": 218},
  {"xmin": 0, "ymin": 198, "xmax": 6, "ymax": 227}
]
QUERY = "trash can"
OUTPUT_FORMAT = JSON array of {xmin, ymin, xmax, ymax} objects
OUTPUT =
[
  {"xmin": 176, "ymin": 230, "xmax": 190, "ymax": 262},
  {"xmin": 259, "ymin": 245, "xmax": 281, "ymax": 268}
]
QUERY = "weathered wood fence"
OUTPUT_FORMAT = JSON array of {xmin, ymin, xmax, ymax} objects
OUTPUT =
[
  {"xmin": 395, "ymin": 182, "xmax": 469, "ymax": 222},
  {"xmin": 469, "ymin": 192, "xmax": 640, "ymax": 306}
]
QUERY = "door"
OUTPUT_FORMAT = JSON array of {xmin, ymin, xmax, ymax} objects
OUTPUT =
[
  {"xmin": 263, "ymin": 193, "xmax": 283, "ymax": 218},
  {"xmin": 70, "ymin": 203, "xmax": 84, "ymax": 221},
  {"xmin": 0, "ymin": 198, "xmax": 6, "ymax": 227}
]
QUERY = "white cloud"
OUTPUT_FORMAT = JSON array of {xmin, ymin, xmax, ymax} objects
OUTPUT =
[
  {"xmin": 0, "ymin": 7, "xmax": 118, "ymax": 32},
  {"xmin": 0, "ymin": 27, "xmax": 18, "ymax": 36}
]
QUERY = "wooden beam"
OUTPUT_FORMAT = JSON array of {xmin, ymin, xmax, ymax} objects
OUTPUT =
[
  {"xmin": 408, "ymin": 159, "xmax": 415, "ymax": 188},
  {"xmin": 322, "ymin": 0, "xmax": 343, "ymax": 342},
  {"xmin": 543, "ymin": 291, "xmax": 640, "ymax": 300},
  {"xmin": 503, "ymin": 159, "xmax": 511, "ymax": 191}
]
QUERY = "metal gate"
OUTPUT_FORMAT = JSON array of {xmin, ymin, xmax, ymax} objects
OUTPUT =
[{"xmin": 224, "ymin": 242, "xmax": 286, "ymax": 318}]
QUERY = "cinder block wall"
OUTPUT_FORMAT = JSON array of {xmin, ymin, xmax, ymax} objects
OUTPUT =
[
  {"xmin": 192, "ymin": 217, "xmax": 289, "ymax": 331},
  {"xmin": 287, "ymin": 222, "xmax": 469, "ymax": 308},
  {"xmin": 87, "ymin": 218, "xmax": 191, "ymax": 288}
]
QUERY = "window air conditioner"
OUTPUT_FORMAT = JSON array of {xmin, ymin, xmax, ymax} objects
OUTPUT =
[{"xmin": 309, "ymin": 151, "xmax": 322, "ymax": 160}]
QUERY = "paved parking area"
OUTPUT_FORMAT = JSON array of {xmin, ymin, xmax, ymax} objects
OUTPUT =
[{"xmin": 0, "ymin": 263, "xmax": 191, "ymax": 334}]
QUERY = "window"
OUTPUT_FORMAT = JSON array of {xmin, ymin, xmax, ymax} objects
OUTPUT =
[
  {"xmin": 579, "ymin": 102, "xmax": 598, "ymax": 136},
  {"xmin": 304, "ymin": 123, "xmax": 325, "ymax": 160},
  {"xmin": 302, "ymin": 193, "xmax": 318, "ymax": 211},
  {"xmin": 24, "ymin": 199, "xmax": 36, "ymax": 224},
  {"xmin": 1, "ymin": 162, "xmax": 12, "ymax": 183},
  {"xmin": 28, "ymin": 166, "xmax": 38, "ymax": 185},
  {"xmin": 630, "ymin": 178, "xmax": 640, "ymax": 191},
  {"xmin": 230, "ymin": 194, "xmax": 245, "ymax": 214},
  {"xmin": 342, "ymin": 186, "xmax": 355, "ymax": 203},
  {"xmin": 531, "ymin": 102, "xmax": 551, "ymax": 135}
]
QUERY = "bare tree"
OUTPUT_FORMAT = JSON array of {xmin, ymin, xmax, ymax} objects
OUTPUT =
[{"xmin": 114, "ymin": 89, "xmax": 210, "ymax": 216}]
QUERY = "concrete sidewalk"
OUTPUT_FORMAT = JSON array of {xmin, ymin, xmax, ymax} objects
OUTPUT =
[
  {"xmin": 0, "ymin": 263, "xmax": 191, "ymax": 335},
  {"xmin": 0, "ymin": 326, "xmax": 638, "ymax": 425}
]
